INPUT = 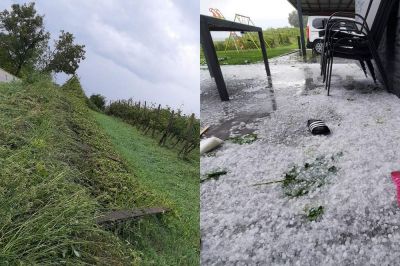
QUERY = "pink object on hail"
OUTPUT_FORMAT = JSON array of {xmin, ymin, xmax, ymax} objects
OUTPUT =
[{"xmin": 391, "ymin": 171, "xmax": 400, "ymax": 207}]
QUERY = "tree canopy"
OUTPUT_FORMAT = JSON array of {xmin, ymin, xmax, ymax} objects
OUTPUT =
[
  {"xmin": 46, "ymin": 31, "xmax": 86, "ymax": 75},
  {"xmin": 0, "ymin": 2, "xmax": 85, "ymax": 77},
  {"xmin": 0, "ymin": 2, "xmax": 49, "ymax": 76},
  {"xmin": 288, "ymin": 11, "xmax": 308, "ymax": 28}
]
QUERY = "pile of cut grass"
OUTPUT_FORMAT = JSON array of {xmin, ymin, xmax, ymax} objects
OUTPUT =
[
  {"xmin": 282, "ymin": 155, "xmax": 339, "ymax": 198},
  {"xmin": 229, "ymin": 133, "xmax": 258, "ymax": 145},
  {"xmin": 93, "ymin": 112, "xmax": 199, "ymax": 265},
  {"xmin": 0, "ymin": 75, "xmax": 198, "ymax": 264}
]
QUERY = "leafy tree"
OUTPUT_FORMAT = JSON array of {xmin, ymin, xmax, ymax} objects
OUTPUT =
[
  {"xmin": 45, "ymin": 31, "xmax": 86, "ymax": 75},
  {"xmin": 89, "ymin": 94, "xmax": 106, "ymax": 111},
  {"xmin": 0, "ymin": 2, "xmax": 50, "ymax": 76},
  {"xmin": 0, "ymin": 3, "xmax": 85, "ymax": 77},
  {"xmin": 288, "ymin": 10, "xmax": 308, "ymax": 28}
]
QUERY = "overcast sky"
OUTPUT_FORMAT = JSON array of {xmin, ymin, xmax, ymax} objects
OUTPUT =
[
  {"xmin": 201, "ymin": 0, "xmax": 295, "ymax": 39},
  {"xmin": 0, "ymin": 0, "xmax": 199, "ymax": 115}
]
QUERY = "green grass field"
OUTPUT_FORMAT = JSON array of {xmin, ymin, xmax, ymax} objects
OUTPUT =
[
  {"xmin": 200, "ymin": 43, "xmax": 297, "ymax": 65},
  {"xmin": 93, "ymin": 112, "xmax": 199, "ymax": 265},
  {"xmin": 0, "ymin": 74, "xmax": 199, "ymax": 265}
]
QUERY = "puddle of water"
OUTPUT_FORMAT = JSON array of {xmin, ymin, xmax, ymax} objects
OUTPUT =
[
  {"xmin": 244, "ymin": 86, "xmax": 263, "ymax": 93},
  {"xmin": 201, "ymin": 67, "xmax": 277, "ymax": 139},
  {"xmin": 254, "ymin": 93, "xmax": 267, "ymax": 99},
  {"xmin": 205, "ymin": 113, "xmax": 266, "ymax": 140}
]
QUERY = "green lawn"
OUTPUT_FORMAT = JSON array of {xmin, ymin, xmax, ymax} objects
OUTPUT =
[
  {"xmin": 92, "ymin": 112, "xmax": 199, "ymax": 265},
  {"xmin": 200, "ymin": 43, "xmax": 297, "ymax": 65}
]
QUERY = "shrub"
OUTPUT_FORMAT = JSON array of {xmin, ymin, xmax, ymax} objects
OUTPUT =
[{"xmin": 89, "ymin": 94, "xmax": 106, "ymax": 111}]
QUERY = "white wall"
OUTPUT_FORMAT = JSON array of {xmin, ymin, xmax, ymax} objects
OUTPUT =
[
  {"xmin": 355, "ymin": 0, "xmax": 381, "ymax": 29},
  {"xmin": 0, "ymin": 68, "xmax": 18, "ymax": 82}
]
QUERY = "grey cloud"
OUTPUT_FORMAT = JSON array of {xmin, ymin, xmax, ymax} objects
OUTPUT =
[{"xmin": 1, "ymin": 0, "xmax": 199, "ymax": 115}]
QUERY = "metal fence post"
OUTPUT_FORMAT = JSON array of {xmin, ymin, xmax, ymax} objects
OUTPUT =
[{"xmin": 296, "ymin": 0, "xmax": 306, "ymax": 56}]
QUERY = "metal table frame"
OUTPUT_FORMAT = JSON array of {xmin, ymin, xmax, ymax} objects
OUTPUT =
[{"xmin": 200, "ymin": 15, "xmax": 271, "ymax": 101}]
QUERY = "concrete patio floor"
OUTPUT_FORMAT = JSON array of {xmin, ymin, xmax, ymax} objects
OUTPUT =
[
  {"xmin": 201, "ymin": 53, "xmax": 353, "ymax": 140},
  {"xmin": 200, "ymin": 53, "xmax": 400, "ymax": 265}
]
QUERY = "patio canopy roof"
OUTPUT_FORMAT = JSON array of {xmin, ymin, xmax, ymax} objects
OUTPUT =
[{"xmin": 287, "ymin": 0, "xmax": 355, "ymax": 15}]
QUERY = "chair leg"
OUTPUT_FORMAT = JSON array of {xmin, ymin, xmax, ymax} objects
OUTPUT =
[
  {"xmin": 321, "ymin": 50, "xmax": 326, "ymax": 77},
  {"xmin": 324, "ymin": 57, "xmax": 329, "ymax": 89},
  {"xmin": 320, "ymin": 42, "xmax": 326, "ymax": 76},
  {"xmin": 322, "ymin": 52, "xmax": 331, "ymax": 82},
  {"xmin": 359, "ymin": 60, "xmax": 368, "ymax": 78},
  {"xmin": 320, "ymin": 55, "xmax": 324, "ymax": 76},
  {"xmin": 327, "ymin": 55, "xmax": 334, "ymax": 96},
  {"xmin": 324, "ymin": 56, "xmax": 328, "ymax": 83},
  {"xmin": 368, "ymin": 39, "xmax": 391, "ymax": 92},
  {"xmin": 366, "ymin": 59, "xmax": 377, "ymax": 83},
  {"xmin": 323, "ymin": 54, "xmax": 329, "ymax": 84},
  {"xmin": 320, "ymin": 56, "xmax": 324, "ymax": 76},
  {"xmin": 325, "ymin": 55, "xmax": 331, "ymax": 91}
]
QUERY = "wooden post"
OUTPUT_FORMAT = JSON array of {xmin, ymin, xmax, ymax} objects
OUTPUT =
[
  {"xmin": 159, "ymin": 110, "xmax": 175, "ymax": 146},
  {"xmin": 152, "ymin": 104, "xmax": 161, "ymax": 137},
  {"xmin": 179, "ymin": 113, "xmax": 195, "ymax": 156}
]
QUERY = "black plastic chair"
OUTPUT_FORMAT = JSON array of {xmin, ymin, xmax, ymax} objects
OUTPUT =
[
  {"xmin": 323, "ymin": 15, "xmax": 388, "ymax": 95},
  {"xmin": 320, "ymin": 14, "xmax": 370, "ymax": 82},
  {"xmin": 319, "ymin": 0, "xmax": 397, "ymax": 95}
]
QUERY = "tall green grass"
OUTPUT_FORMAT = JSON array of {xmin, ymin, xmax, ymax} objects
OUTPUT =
[
  {"xmin": 0, "ymin": 76, "xmax": 135, "ymax": 264},
  {"xmin": 0, "ymin": 75, "xmax": 199, "ymax": 265}
]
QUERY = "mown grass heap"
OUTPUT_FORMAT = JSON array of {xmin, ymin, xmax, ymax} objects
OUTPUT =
[
  {"xmin": 107, "ymin": 100, "xmax": 199, "ymax": 158},
  {"xmin": 93, "ymin": 111, "xmax": 199, "ymax": 265},
  {"xmin": 0, "ymin": 75, "xmax": 198, "ymax": 264},
  {"xmin": 229, "ymin": 133, "xmax": 258, "ymax": 145},
  {"xmin": 282, "ymin": 155, "xmax": 339, "ymax": 198}
]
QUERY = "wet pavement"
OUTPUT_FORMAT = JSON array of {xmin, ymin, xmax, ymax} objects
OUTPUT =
[{"xmin": 200, "ymin": 52, "xmax": 362, "ymax": 140}]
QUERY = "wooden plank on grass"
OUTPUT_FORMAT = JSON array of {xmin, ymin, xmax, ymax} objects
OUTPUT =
[{"xmin": 96, "ymin": 207, "xmax": 170, "ymax": 225}]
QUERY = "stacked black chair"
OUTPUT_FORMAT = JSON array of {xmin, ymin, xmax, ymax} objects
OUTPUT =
[{"xmin": 320, "ymin": 0, "xmax": 396, "ymax": 96}]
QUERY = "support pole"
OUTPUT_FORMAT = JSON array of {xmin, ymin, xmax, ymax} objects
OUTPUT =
[
  {"xmin": 296, "ymin": 0, "xmax": 306, "ymax": 56},
  {"xmin": 297, "ymin": 36, "xmax": 301, "ymax": 52},
  {"xmin": 258, "ymin": 30, "xmax": 271, "ymax": 76},
  {"xmin": 200, "ymin": 18, "xmax": 229, "ymax": 101}
]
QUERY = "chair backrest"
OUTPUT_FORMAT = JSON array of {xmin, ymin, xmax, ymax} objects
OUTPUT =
[
  {"xmin": 355, "ymin": 0, "xmax": 375, "ymax": 29},
  {"xmin": 355, "ymin": 0, "xmax": 398, "ymax": 45}
]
